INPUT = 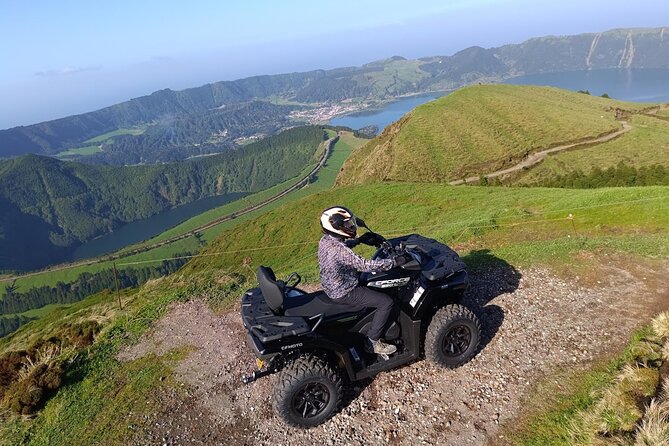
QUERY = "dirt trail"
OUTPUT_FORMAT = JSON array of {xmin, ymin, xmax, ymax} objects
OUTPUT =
[
  {"xmin": 449, "ymin": 122, "xmax": 632, "ymax": 186},
  {"xmin": 122, "ymin": 258, "xmax": 669, "ymax": 445}
]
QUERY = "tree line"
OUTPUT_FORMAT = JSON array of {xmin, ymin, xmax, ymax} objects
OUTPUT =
[
  {"xmin": 0, "ymin": 315, "xmax": 34, "ymax": 338},
  {"xmin": 530, "ymin": 162, "xmax": 669, "ymax": 188},
  {"xmin": 0, "ymin": 257, "xmax": 188, "ymax": 318}
]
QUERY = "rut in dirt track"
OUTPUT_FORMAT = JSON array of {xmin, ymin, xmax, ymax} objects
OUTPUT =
[{"xmin": 122, "ymin": 256, "xmax": 669, "ymax": 446}]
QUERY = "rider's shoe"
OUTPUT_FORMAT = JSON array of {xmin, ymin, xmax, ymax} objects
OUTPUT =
[{"xmin": 365, "ymin": 338, "xmax": 397, "ymax": 355}]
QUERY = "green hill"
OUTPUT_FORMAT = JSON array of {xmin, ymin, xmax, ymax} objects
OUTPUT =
[
  {"xmin": 0, "ymin": 126, "xmax": 326, "ymax": 271},
  {"xmin": 336, "ymin": 85, "xmax": 657, "ymax": 185}
]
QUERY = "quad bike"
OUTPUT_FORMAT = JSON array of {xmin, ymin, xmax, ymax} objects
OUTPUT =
[{"xmin": 240, "ymin": 226, "xmax": 481, "ymax": 428}]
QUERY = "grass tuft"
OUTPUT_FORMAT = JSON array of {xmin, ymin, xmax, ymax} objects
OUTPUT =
[
  {"xmin": 635, "ymin": 398, "xmax": 669, "ymax": 446},
  {"xmin": 652, "ymin": 312, "xmax": 669, "ymax": 340}
]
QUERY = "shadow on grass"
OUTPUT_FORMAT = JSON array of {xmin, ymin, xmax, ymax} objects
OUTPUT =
[{"xmin": 462, "ymin": 249, "xmax": 521, "ymax": 353}]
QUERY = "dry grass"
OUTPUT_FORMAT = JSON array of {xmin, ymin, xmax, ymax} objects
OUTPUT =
[
  {"xmin": 17, "ymin": 344, "xmax": 61, "ymax": 382},
  {"xmin": 562, "ymin": 312, "xmax": 669, "ymax": 445},
  {"xmin": 568, "ymin": 365, "xmax": 660, "ymax": 444},
  {"xmin": 629, "ymin": 314, "xmax": 669, "ymax": 445},
  {"xmin": 635, "ymin": 398, "xmax": 669, "ymax": 445},
  {"xmin": 651, "ymin": 312, "xmax": 669, "ymax": 340},
  {"xmin": 631, "ymin": 341, "xmax": 663, "ymax": 367},
  {"xmin": 661, "ymin": 343, "xmax": 669, "ymax": 363}
]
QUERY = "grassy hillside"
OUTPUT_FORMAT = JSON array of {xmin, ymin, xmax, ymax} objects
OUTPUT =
[
  {"xmin": 1, "ymin": 183, "xmax": 667, "ymax": 445},
  {"xmin": 179, "ymin": 183, "xmax": 669, "ymax": 289},
  {"xmin": 337, "ymin": 85, "xmax": 652, "ymax": 185},
  {"xmin": 511, "ymin": 113, "xmax": 669, "ymax": 185},
  {"xmin": 2, "ymin": 183, "xmax": 668, "ymax": 445}
]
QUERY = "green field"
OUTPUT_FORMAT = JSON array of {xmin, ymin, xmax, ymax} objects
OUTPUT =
[
  {"xmin": 513, "ymin": 114, "xmax": 669, "ymax": 185},
  {"xmin": 338, "ymin": 85, "xmax": 653, "ymax": 185},
  {"xmin": 55, "ymin": 145, "xmax": 102, "ymax": 158},
  {"xmin": 84, "ymin": 127, "xmax": 145, "ymax": 143},
  {"xmin": 3, "ymin": 236, "xmax": 201, "ymax": 296},
  {"xmin": 52, "ymin": 128, "xmax": 146, "ymax": 159},
  {"xmin": 178, "ymin": 183, "xmax": 669, "ymax": 288},
  {"xmin": 351, "ymin": 59, "xmax": 431, "ymax": 96}
]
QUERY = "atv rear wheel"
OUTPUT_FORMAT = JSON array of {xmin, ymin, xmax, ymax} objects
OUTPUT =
[
  {"xmin": 425, "ymin": 304, "xmax": 481, "ymax": 368},
  {"xmin": 273, "ymin": 354, "xmax": 342, "ymax": 427}
]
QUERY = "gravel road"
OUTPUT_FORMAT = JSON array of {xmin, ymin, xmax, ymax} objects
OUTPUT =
[{"xmin": 122, "ymin": 258, "xmax": 669, "ymax": 446}]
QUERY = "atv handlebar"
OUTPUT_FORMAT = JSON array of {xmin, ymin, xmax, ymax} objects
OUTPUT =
[
  {"xmin": 366, "ymin": 234, "xmax": 421, "ymax": 269},
  {"xmin": 356, "ymin": 217, "xmax": 421, "ymax": 269}
]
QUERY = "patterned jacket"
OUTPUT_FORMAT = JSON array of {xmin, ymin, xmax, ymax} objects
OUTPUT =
[{"xmin": 318, "ymin": 234, "xmax": 395, "ymax": 300}]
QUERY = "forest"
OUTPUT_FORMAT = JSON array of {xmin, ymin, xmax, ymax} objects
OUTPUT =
[
  {"xmin": 0, "ymin": 126, "xmax": 326, "ymax": 271},
  {"xmin": 0, "ymin": 315, "xmax": 34, "ymax": 338},
  {"xmin": 529, "ymin": 163, "xmax": 669, "ymax": 188},
  {"xmin": 79, "ymin": 101, "xmax": 298, "ymax": 165}
]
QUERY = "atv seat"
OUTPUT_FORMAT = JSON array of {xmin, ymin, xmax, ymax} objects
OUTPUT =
[{"xmin": 257, "ymin": 266, "xmax": 365, "ymax": 318}]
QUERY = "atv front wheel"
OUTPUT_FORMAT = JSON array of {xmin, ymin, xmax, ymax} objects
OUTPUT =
[
  {"xmin": 273, "ymin": 355, "xmax": 342, "ymax": 427},
  {"xmin": 425, "ymin": 304, "xmax": 481, "ymax": 368}
]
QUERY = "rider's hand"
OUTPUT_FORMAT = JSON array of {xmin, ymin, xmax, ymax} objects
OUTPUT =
[
  {"xmin": 358, "ymin": 232, "xmax": 381, "ymax": 247},
  {"xmin": 392, "ymin": 254, "xmax": 408, "ymax": 267},
  {"xmin": 344, "ymin": 238, "xmax": 359, "ymax": 248}
]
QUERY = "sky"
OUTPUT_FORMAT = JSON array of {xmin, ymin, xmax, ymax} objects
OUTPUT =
[{"xmin": 1, "ymin": 0, "xmax": 668, "ymax": 129}]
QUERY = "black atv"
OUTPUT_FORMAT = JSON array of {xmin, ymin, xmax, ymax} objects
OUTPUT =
[{"xmin": 240, "ymin": 230, "xmax": 481, "ymax": 427}]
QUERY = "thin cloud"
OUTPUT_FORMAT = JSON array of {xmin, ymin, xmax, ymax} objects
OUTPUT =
[
  {"xmin": 34, "ymin": 66, "xmax": 101, "ymax": 77},
  {"xmin": 151, "ymin": 55, "xmax": 174, "ymax": 62}
]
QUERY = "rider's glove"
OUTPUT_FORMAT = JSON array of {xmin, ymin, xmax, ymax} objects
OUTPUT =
[
  {"xmin": 344, "ymin": 238, "xmax": 359, "ymax": 248},
  {"xmin": 392, "ymin": 254, "xmax": 408, "ymax": 267},
  {"xmin": 358, "ymin": 232, "xmax": 382, "ymax": 247}
]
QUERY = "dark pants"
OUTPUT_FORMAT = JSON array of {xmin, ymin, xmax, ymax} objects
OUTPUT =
[{"xmin": 336, "ymin": 286, "xmax": 393, "ymax": 341}]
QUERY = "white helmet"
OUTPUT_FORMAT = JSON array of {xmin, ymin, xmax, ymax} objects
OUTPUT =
[{"xmin": 321, "ymin": 206, "xmax": 357, "ymax": 239}]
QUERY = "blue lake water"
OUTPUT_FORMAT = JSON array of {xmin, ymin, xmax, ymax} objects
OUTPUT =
[
  {"xmin": 70, "ymin": 192, "xmax": 247, "ymax": 260},
  {"xmin": 505, "ymin": 68, "xmax": 669, "ymax": 103},
  {"xmin": 329, "ymin": 92, "xmax": 446, "ymax": 131}
]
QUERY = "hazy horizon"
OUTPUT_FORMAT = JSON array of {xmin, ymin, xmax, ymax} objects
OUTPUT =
[{"xmin": 2, "ymin": 0, "xmax": 668, "ymax": 129}]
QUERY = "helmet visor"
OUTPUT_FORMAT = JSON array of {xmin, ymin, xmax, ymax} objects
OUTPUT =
[{"xmin": 341, "ymin": 216, "xmax": 357, "ymax": 235}]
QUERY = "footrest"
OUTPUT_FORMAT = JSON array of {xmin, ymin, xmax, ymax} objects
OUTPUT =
[{"xmin": 250, "ymin": 316, "xmax": 310, "ymax": 342}]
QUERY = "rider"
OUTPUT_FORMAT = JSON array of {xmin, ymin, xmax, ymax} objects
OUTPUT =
[{"xmin": 318, "ymin": 206, "xmax": 406, "ymax": 356}]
